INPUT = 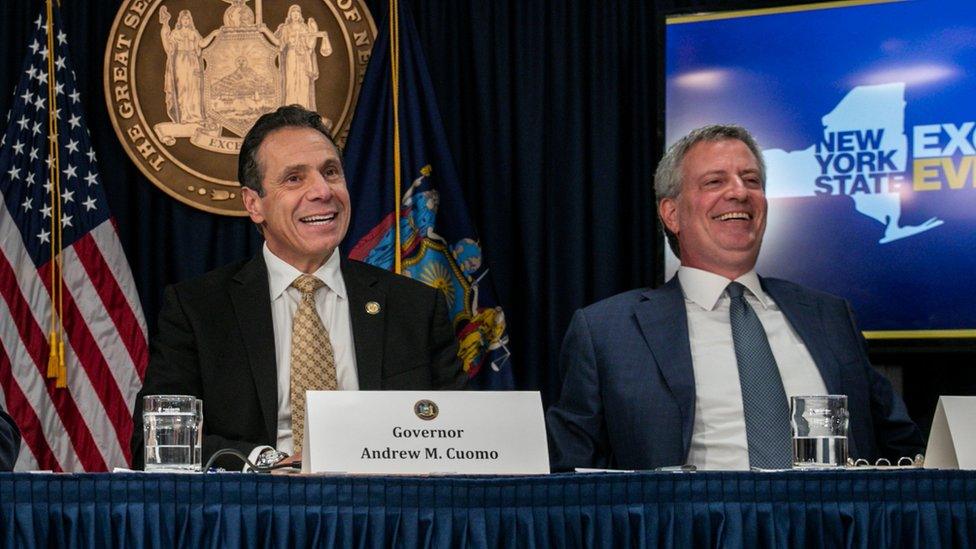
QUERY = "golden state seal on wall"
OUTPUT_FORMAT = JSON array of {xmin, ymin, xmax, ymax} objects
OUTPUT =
[{"xmin": 104, "ymin": 0, "xmax": 376, "ymax": 215}]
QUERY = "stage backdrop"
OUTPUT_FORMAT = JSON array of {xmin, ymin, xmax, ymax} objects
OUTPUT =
[
  {"xmin": 4, "ymin": 0, "xmax": 969, "ymax": 417},
  {"xmin": 2, "ymin": 0, "xmax": 723, "ymax": 404}
]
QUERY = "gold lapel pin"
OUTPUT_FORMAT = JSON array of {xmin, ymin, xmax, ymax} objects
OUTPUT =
[{"xmin": 365, "ymin": 301, "xmax": 381, "ymax": 315}]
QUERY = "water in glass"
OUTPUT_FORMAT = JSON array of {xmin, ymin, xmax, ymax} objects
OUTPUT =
[
  {"xmin": 793, "ymin": 435, "xmax": 848, "ymax": 468},
  {"xmin": 144, "ymin": 411, "xmax": 199, "ymax": 471},
  {"xmin": 790, "ymin": 395, "xmax": 849, "ymax": 467},
  {"xmin": 143, "ymin": 395, "xmax": 202, "ymax": 472}
]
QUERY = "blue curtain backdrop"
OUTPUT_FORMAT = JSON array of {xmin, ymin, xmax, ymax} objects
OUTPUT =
[{"xmin": 0, "ymin": 0, "xmax": 971, "ymax": 415}]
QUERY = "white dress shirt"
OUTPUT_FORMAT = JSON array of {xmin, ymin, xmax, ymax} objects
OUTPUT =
[
  {"xmin": 678, "ymin": 266, "xmax": 827, "ymax": 470},
  {"xmin": 262, "ymin": 244, "xmax": 358, "ymax": 455}
]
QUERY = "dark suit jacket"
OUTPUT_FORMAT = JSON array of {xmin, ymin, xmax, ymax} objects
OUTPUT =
[
  {"xmin": 132, "ymin": 253, "xmax": 466, "ymax": 469},
  {"xmin": 0, "ymin": 408, "xmax": 19, "ymax": 471},
  {"xmin": 546, "ymin": 276, "xmax": 924, "ymax": 471}
]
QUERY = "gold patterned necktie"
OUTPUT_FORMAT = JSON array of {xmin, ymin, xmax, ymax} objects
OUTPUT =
[{"xmin": 289, "ymin": 274, "xmax": 337, "ymax": 454}]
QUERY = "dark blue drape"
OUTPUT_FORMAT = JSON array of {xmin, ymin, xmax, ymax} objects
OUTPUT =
[{"xmin": 1, "ymin": 470, "xmax": 974, "ymax": 547}]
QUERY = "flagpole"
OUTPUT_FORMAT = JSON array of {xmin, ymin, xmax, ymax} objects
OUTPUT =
[
  {"xmin": 44, "ymin": 0, "xmax": 67, "ymax": 388},
  {"xmin": 389, "ymin": 0, "xmax": 402, "ymax": 274}
]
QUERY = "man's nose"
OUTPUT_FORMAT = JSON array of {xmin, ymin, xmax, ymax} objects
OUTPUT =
[
  {"xmin": 306, "ymin": 172, "xmax": 334, "ymax": 200},
  {"xmin": 725, "ymin": 177, "xmax": 749, "ymax": 199}
]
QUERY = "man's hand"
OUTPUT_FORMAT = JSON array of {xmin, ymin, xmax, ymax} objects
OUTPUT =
[{"xmin": 269, "ymin": 453, "xmax": 302, "ymax": 475}]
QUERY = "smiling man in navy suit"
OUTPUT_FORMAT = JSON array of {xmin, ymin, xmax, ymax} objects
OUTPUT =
[{"xmin": 546, "ymin": 124, "xmax": 924, "ymax": 471}]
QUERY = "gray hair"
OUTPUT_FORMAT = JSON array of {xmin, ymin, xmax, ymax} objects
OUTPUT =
[{"xmin": 654, "ymin": 124, "xmax": 766, "ymax": 257}]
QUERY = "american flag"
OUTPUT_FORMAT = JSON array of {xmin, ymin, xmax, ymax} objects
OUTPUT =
[{"xmin": 0, "ymin": 7, "xmax": 147, "ymax": 471}]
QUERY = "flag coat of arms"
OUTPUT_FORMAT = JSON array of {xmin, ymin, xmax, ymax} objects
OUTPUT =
[
  {"xmin": 342, "ymin": 3, "xmax": 513, "ymax": 389},
  {"xmin": 0, "ymin": 5, "xmax": 147, "ymax": 471}
]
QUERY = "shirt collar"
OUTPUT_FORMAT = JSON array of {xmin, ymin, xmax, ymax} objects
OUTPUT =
[
  {"xmin": 263, "ymin": 243, "xmax": 347, "ymax": 301},
  {"xmin": 676, "ymin": 265, "xmax": 770, "ymax": 311}
]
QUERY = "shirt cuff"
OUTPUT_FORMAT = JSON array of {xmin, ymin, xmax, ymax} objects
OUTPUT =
[{"xmin": 245, "ymin": 445, "xmax": 274, "ymax": 472}]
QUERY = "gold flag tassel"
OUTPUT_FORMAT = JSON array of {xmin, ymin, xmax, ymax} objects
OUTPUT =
[
  {"xmin": 389, "ymin": 0, "xmax": 402, "ymax": 274},
  {"xmin": 44, "ymin": 0, "xmax": 67, "ymax": 389}
]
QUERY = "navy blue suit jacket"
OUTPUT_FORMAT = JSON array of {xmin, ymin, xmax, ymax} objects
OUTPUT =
[{"xmin": 546, "ymin": 276, "xmax": 924, "ymax": 471}]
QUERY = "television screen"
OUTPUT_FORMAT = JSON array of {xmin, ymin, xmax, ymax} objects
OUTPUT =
[{"xmin": 664, "ymin": 0, "xmax": 976, "ymax": 338}]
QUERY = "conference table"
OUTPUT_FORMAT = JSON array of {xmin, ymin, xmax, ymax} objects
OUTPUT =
[{"xmin": 1, "ymin": 469, "xmax": 973, "ymax": 547}]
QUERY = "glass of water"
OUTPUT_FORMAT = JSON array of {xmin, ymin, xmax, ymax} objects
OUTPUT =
[
  {"xmin": 791, "ymin": 395, "xmax": 849, "ymax": 468},
  {"xmin": 143, "ymin": 395, "xmax": 203, "ymax": 473}
]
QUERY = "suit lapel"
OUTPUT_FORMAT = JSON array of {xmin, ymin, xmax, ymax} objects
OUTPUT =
[
  {"xmin": 762, "ymin": 278, "xmax": 843, "ymax": 394},
  {"xmin": 341, "ymin": 258, "xmax": 386, "ymax": 390},
  {"xmin": 230, "ymin": 253, "xmax": 278, "ymax": 444},
  {"xmin": 632, "ymin": 276, "xmax": 697, "ymax": 454}
]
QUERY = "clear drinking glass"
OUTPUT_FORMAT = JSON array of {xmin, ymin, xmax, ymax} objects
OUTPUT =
[
  {"xmin": 791, "ymin": 395, "xmax": 849, "ymax": 467},
  {"xmin": 143, "ymin": 395, "xmax": 203, "ymax": 472}
]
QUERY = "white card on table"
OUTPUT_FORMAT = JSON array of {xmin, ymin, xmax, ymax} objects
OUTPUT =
[
  {"xmin": 302, "ymin": 391, "xmax": 549, "ymax": 475},
  {"xmin": 924, "ymin": 396, "xmax": 976, "ymax": 469}
]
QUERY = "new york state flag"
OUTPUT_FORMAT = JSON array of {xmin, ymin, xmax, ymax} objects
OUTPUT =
[{"xmin": 342, "ymin": 3, "xmax": 513, "ymax": 389}]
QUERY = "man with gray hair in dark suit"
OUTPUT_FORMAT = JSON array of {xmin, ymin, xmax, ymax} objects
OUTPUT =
[{"xmin": 546, "ymin": 124, "xmax": 923, "ymax": 471}]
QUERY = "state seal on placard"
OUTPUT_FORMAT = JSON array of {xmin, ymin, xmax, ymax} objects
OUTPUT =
[
  {"xmin": 414, "ymin": 400, "xmax": 439, "ymax": 421},
  {"xmin": 104, "ymin": 0, "xmax": 376, "ymax": 216}
]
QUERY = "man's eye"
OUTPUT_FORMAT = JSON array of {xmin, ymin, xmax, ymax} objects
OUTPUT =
[
  {"xmin": 285, "ymin": 174, "xmax": 302, "ymax": 184},
  {"xmin": 324, "ymin": 166, "xmax": 340, "ymax": 177}
]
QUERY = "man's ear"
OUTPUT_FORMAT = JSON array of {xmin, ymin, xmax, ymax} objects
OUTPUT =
[
  {"xmin": 241, "ymin": 187, "xmax": 265, "ymax": 225},
  {"xmin": 658, "ymin": 198, "xmax": 679, "ymax": 236}
]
